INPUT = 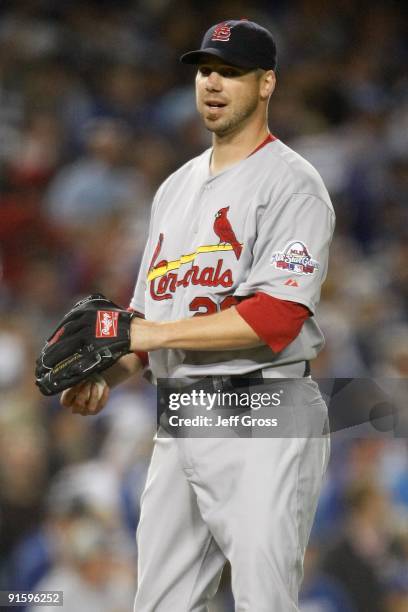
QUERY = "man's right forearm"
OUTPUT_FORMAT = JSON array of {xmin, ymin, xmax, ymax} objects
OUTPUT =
[{"xmin": 102, "ymin": 352, "xmax": 145, "ymax": 388}]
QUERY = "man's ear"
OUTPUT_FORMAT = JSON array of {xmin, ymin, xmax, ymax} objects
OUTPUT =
[{"xmin": 260, "ymin": 70, "xmax": 276, "ymax": 100}]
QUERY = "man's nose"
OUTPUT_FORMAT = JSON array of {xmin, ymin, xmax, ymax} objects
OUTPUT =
[{"xmin": 205, "ymin": 71, "xmax": 222, "ymax": 91}]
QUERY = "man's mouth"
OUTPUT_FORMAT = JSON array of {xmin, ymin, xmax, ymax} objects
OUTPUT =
[{"xmin": 205, "ymin": 101, "xmax": 227, "ymax": 109}]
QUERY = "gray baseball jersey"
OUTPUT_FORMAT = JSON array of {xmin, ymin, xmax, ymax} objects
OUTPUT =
[{"xmin": 130, "ymin": 137, "xmax": 335, "ymax": 380}]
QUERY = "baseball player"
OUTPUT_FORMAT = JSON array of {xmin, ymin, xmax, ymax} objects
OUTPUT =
[{"xmin": 62, "ymin": 19, "xmax": 335, "ymax": 612}]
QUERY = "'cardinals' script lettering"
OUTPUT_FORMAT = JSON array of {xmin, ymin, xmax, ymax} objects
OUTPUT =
[{"xmin": 150, "ymin": 259, "xmax": 233, "ymax": 301}]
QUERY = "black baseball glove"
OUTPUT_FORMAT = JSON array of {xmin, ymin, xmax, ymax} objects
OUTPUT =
[{"xmin": 35, "ymin": 293, "xmax": 135, "ymax": 396}]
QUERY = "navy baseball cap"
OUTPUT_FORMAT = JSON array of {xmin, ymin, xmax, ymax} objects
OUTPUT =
[{"xmin": 180, "ymin": 20, "xmax": 277, "ymax": 71}]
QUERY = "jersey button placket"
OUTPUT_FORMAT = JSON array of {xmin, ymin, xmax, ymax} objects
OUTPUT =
[{"xmin": 193, "ymin": 183, "xmax": 211, "ymax": 234}]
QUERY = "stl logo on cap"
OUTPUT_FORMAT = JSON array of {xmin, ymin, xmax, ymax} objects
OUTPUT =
[{"xmin": 211, "ymin": 23, "xmax": 231, "ymax": 42}]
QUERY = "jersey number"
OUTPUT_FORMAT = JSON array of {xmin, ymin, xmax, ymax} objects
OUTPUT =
[{"xmin": 189, "ymin": 296, "xmax": 238, "ymax": 316}]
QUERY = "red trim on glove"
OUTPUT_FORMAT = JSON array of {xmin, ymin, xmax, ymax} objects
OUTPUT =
[
  {"xmin": 127, "ymin": 307, "xmax": 149, "ymax": 367},
  {"xmin": 236, "ymin": 292, "xmax": 310, "ymax": 353}
]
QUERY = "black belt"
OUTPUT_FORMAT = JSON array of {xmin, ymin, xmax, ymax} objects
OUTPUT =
[{"xmin": 183, "ymin": 360, "xmax": 310, "ymax": 394}]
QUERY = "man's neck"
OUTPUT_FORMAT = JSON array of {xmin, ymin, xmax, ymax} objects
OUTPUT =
[{"xmin": 210, "ymin": 123, "xmax": 270, "ymax": 175}]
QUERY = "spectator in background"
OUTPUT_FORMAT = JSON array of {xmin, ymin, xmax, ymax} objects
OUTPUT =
[
  {"xmin": 41, "ymin": 116, "xmax": 150, "ymax": 301},
  {"xmin": 0, "ymin": 424, "xmax": 49, "ymax": 589},
  {"xmin": 300, "ymin": 539, "xmax": 356, "ymax": 612},
  {"xmin": 8, "ymin": 111, "xmax": 61, "ymax": 186},
  {"xmin": 384, "ymin": 526, "xmax": 408, "ymax": 612},
  {"xmin": 322, "ymin": 481, "xmax": 392, "ymax": 612},
  {"xmin": 45, "ymin": 117, "xmax": 144, "ymax": 227},
  {"xmin": 27, "ymin": 517, "xmax": 135, "ymax": 612}
]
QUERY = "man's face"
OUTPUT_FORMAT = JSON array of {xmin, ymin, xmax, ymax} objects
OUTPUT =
[{"xmin": 195, "ymin": 57, "xmax": 264, "ymax": 136}]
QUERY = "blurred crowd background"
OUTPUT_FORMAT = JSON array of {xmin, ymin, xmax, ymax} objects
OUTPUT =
[{"xmin": 0, "ymin": 0, "xmax": 407, "ymax": 610}]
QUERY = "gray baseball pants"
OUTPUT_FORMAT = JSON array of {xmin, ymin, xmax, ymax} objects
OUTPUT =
[{"xmin": 133, "ymin": 378, "xmax": 330, "ymax": 611}]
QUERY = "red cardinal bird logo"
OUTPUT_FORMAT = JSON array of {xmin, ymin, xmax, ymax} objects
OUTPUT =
[{"xmin": 213, "ymin": 207, "xmax": 242, "ymax": 260}]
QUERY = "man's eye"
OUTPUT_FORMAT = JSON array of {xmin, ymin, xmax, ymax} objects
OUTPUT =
[
  {"xmin": 198, "ymin": 67, "xmax": 241, "ymax": 78},
  {"xmin": 221, "ymin": 69, "xmax": 239, "ymax": 77}
]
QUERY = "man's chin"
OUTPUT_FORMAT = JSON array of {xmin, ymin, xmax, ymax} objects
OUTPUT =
[{"xmin": 204, "ymin": 118, "xmax": 231, "ymax": 136}]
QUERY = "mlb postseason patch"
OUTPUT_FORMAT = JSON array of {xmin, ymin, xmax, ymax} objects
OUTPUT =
[{"xmin": 271, "ymin": 240, "xmax": 319, "ymax": 275}]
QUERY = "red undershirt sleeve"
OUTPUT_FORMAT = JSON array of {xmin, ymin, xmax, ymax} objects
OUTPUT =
[
  {"xmin": 235, "ymin": 292, "xmax": 310, "ymax": 353},
  {"xmin": 127, "ymin": 307, "xmax": 149, "ymax": 367}
]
